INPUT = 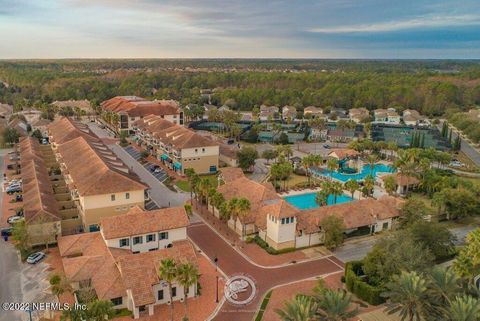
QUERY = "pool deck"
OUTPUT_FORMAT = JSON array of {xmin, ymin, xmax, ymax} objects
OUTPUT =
[{"xmin": 279, "ymin": 187, "xmax": 362, "ymax": 200}]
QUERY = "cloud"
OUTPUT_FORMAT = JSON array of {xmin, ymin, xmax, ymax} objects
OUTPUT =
[{"xmin": 309, "ymin": 14, "xmax": 480, "ymax": 33}]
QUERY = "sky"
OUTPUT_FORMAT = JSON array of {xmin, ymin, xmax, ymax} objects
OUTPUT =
[{"xmin": 0, "ymin": 0, "xmax": 479, "ymax": 59}]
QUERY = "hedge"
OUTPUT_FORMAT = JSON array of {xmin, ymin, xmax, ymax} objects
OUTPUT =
[
  {"xmin": 344, "ymin": 261, "xmax": 385, "ymax": 305},
  {"xmin": 253, "ymin": 236, "xmax": 296, "ymax": 255}
]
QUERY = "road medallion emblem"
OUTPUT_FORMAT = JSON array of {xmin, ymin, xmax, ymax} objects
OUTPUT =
[{"xmin": 224, "ymin": 274, "xmax": 257, "ymax": 306}]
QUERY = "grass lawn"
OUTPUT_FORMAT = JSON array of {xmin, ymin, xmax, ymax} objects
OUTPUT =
[
  {"xmin": 284, "ymin": 173, "xmax": 308, "ymax": 189},
  {"xmin": 175, "ymin": 174, "xmax": 219, "ymax": 192}
]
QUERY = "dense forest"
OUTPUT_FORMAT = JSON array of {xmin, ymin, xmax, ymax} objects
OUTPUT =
[{"xmin": 0, "ymin": 59, "xmax": 479, "ymax": 116}]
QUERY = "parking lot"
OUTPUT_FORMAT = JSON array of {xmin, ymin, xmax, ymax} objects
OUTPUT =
[{"xmin": 124, "ymin": 146, "xmax": 169, "ymax": 182}]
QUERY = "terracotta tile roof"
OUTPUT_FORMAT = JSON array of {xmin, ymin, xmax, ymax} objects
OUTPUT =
[
  {"xmin": 47, "ymin": 117, "xmax": 99, "ymax": 145},
  {"xmin": 304, "ymin": 106, "xmax": 323, "ymax": 114},
  {"xmin": 349, "ymin": 108, "xmax": 369, "ymax": 118},
  {"xmin": 101, "ymin": 96, "xmax": 180, "ymax": 117},
  {"xmin": 116, "ymin": 240, "xmax": 197, "ymax": 307},
  {"xmin": 296, "ymin": 196, "xmax": 402, "ymax": 234},
  {"xmin": 381, "ymin": 173, "xmax": 419, "ymax": 186},
  {"xmin": 328, "ymin": 148, "xmax": 359, "ymax": 160},
  {"xmin": 19, "ymin": 137, "xmax": 60, "ymax": 223},
  {"xmin": 217, "ymin": 176, "xmax": 278, "ymax": 224},
  {"xmin": 219, "ymin": 167, "xmax": 245, "ymax": 183},
  {"xmin": 59, "ymin": 232, "xmax": 128, "ymax": 301},
  {"xmin": 256, "ymin": 199, "xmax": 300, "ymax": 230},
  {"xmin": 100, "ymin": 206, "xmax": 189, "ymax": 239},
  {"xmin": 134, "ymin": 115, "xmax": 218, "ymax": 149},
  {"xmin": 56, "ymin": 135, "xmax": 146, "ymax": 195}
]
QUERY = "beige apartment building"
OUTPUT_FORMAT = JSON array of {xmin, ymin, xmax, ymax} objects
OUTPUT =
[
  {"xmin": 48, "ymin": 117, "xmax": 147, "ymax": 232},
  {"xmin": 133, "ymin": 115, "xmax": 219, "ymax": 174},
  {"xmin": 101, "ymin": 96, "xmax": 183, "ymax": 133}
]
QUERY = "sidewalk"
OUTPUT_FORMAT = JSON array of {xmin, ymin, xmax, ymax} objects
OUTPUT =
[{"xmin": 192, "ymin": 199, "xmax": 332, "ymax": 267}]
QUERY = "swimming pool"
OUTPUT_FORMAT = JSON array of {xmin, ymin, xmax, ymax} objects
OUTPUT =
[
  {"xmin": 284, "ymin": 192, "xmax": 354, "ymax": 210},
  {"xmin": 310, "ymin": 164, "xmax": 395, "ymax": 182}
]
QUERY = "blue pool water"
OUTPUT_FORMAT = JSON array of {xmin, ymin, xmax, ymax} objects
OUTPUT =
[
  {"xmin": 310, "ymin": 164, "xmax": 395, "ymax": 182},
  {"xmin": 284, "ymin": 193, "xmax": 354, "ymax": 210}
]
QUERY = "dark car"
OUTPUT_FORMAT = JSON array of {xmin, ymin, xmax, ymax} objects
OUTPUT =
[
  {"xmin": 15, "ymin": 195, "xmax": 23, "ymax": 202},
  {"xmin": 1, "ymin": 227, "xmax": 12, "ymax": 237},
  {"xmin": 323, "ymin": 144, "xmax": 331, "ymax": 149},
  {"xmin": 16, "ymin": 208, "xmax": 24, "ymax": 216},
  {"xmin": 227, "ymin": 139, "xmax": 235, "ymax": 145}
]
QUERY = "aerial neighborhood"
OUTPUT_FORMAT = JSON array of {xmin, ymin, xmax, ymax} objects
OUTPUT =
[{"xmin": 1, "ymin": 60, "xmax": 480, "ymax": 321}]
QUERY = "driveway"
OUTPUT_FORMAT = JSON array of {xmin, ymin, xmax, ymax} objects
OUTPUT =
[{"xmin": 187, "ymin": 222, "xmax": 344, "ymax": 321}]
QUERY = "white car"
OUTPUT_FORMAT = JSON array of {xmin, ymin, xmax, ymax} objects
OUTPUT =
[
  {"xmin": 449, "ymin": 161, "xmax": 464, "ymax": 167},
  {"xmin": 26, "ymin": 252, "xmax": 46, "ymax": 264},
  {"xmin": 7, "ymin": 215, "xmax": 24, "ymax": 224}
]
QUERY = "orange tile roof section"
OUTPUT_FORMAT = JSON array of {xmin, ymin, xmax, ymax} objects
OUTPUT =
[
  {"xmin": 100, "ymin": 206, "xmax": 189, "ymax": 239},
  {"xmin": 101, "ymin": 96, "xmax": 180, "ymax": 117},
  {"xmin": 133, "ymin": 116, "xmax": 218, "ymax": 149}
]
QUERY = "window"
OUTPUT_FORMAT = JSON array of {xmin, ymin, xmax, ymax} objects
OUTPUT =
[
  {"xmin": 147, "ymin": 234, "xmax": 156, "ymax": 242},
  {"xmin": 202, "ymin": 148, "xmax": 205, "ymax": 152},
  {"xmin": 125, "ymin": 192, "xmax": 130, "ymax": 199},
  {"xmin": 119, "ymin": 238, "xmax": 129, "ymax": 247},
  {"xmin": 111, "ymin": 297, "xmax": 123, "ymax": 306},
  {"xmin": 111, "ymin": 194, "xmax": 115, "ymax": 201},
  {"xmin": 209, "ymin": 165, "xmax": 217, "ymax": 173},
  {"xmin": 159, "ymin": 232, "xmax": 169, "ymax": 240},
  {"xmin": 158, "ymin": 290, "xmax": 164, "ymax": 300},
  {"xmin": 195, "ymin": 149, "xmax": 198, "ymax": 153},
  {"xmin": 383, "ymin": 222, "xmax": 389, "ymax": 230},
  {"xmin": 172, "ymin": 287, "xmax": 177, "ymax": 297},
  {"xmin": 133, "ymin": 236, "xmax": 143, "ymax": 245},
  {"xmin": 281, "ymin": 218, "xmax": 285, "ymax": 224}
]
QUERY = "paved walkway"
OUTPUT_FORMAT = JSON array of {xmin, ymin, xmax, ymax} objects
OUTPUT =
[{"xmin": 187, "ymin": 222, "xmax": 344, "ymax": 321}]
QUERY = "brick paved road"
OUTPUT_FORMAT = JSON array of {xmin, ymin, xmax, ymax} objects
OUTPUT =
[{"xmin": 187, "ymin": 223, "xmax": 344, "ymax": 321}]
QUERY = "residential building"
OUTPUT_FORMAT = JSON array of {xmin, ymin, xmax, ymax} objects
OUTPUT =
[
  {"xmin": 133, "ymin": 115, "xmax": 219, "ymax": 174},
  {"xmin": 58, "ymin": 206, "xmax": 196, "ymax": 319},
  {"xmin": 373, "ymin": 109, "xmax": 388, "ymax": 122},
  {"xmin": 214, "ymin": 170, "xmax": 402, "ymax": 250},
  {"xmin": 328, "ymin": 108, "xmax": 348, "ymax": 121},
  {"xmin": 48, "ymin": 117, "xmax": 147, "ymax": 232},
  {"xmin": 101, "ymin": 96, "xmax": 183, "ymax": 133},
  {"xmin": 386, "ymin": 108, "xmax": 401, "ymax": 124},
  {"xmin": 381, "ymin": 173, "xmax": 420, "ymax": 195},
  {"xmin": 349, "ymin": 108, "xmax": 370, "ymax": 123},
  {"xmin": 259, "ymin": 105, "xmax": 280, "ymax": 121},
  {"xmin": 8, "ymin": 118, "xmax": 29, "ymax": 136},
  {"xmin": 402, "ymin": 109, "xmax": 428, "ymax": 126},
  {"xmin": 100, "ymin": 206, "xmax": 189, "ymax": 253},
  {"xmin": 282, "ymin": 106, "xmax": 297, "ymax": 122},
  {"xmin": 303, "ymin": 106, "xmax": 324, "ymax": 119}
]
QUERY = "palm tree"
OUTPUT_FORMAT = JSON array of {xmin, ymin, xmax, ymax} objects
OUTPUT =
[
  {"xmin": 316, "ymin": 289, "xmax": 358, "ymax": 321},
  {"xmin": 427, "ymin": 267, "xmax": 462, "ymax": 317},
  {"xmin": 276, "ymin": 294, "xmax": 318, "ymax": 321},
  {"xmin": 49, "ymin": 273, "xmax": 72, "ymax": 298},
  {"xmin": 383, "ymin": 175, "xmax": 397, "ymax": 195},
  {"xmin": 366, "ymin": 154, "xmax": 378, "ymax": 172},
  {"xmin": 184, "ymin": 168, "xmax": 199, "ymax": 202},
  {"xmin": 176, "ymin": 262, "xmax": 200, "ymax": 319},
  {"xmin": 344, "ymin": 179, "xmax": 359, "ymax": 199},
  {"xmin": 329, "ymin": 181, "xmax": 344, "ymax": 204},
  {"xmin": 446, "ymin": 295, "xmax": 480, "ymax": 321},
  {"xmin": 210, "ymin": 192, "xmax": 225, "ymax": 216},
  {"xmin": 86, "ymin": 300, "xmax": 115, "ymax": 321},
  {"xmin": 236, "ymin": 198, "xmax": 251, "ymax": 239},
  {"xmin": 383, "ymin": 271, "xmax": 430, "ymax": 321},
  {"xmin": 315, "ymin": 190, "xmax": 329, "ymax": 207},
  {"xmin": 197, "ymin": 177, "xmax": 212, "ymax": 205},
  {"xmin": 60, "ymin": 307, "xmax": 87, "ymax": 321},
  {"xmin": 158, "ymin": 258, "xmax": 178, "ymax": 321},
  {"xmin": 363, "ymin": 174, "xmax": 375, "ymax": 197},
  {"xmin": 301, "ymin": 155, "xmax": 314, "ymax": 186}
]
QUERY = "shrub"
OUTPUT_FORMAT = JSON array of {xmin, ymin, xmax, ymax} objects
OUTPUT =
[{"xmin": 344, "ymin": 261, "xmax": 385, "ymax": 305}]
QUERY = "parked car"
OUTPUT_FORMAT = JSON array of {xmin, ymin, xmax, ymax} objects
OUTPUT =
[
  {"xmin": 41, "ymin": 138, "xmax": 49, "ymax": 145},
  {"xmin": 1, "ymin": 227, "xmax": 12, "ymax": 237},
  {"xmin": 449, "ymin": 161, "xmax": 464, "ymax": 167},
  {"xmin": 15, "ymin": 195, "xmax": 23, "ymax": 202},
  {"xmin": 227, "ymin": 139, "xmax": 235, "ymax": 145},
  {"xmin": 9, "ymin": 155, "xmax": 20, "ymax": 161},
  {"xmin": 26, "ymin": 252, "xmax": 46, "ymax": 264},
  {"xmin": 6, "ymin": 164, "xmax": 20, "ymax": 170},
  {"xmin": 6, "ymin": 185, "xmax": 22, "ymax": 194},
  {"xmin": 323, "ymin": 144, "xmax": 331, "ymax": 149},
  {"xmin": 15, "ymin": 208, "xmax": 24, "ymax": 216},
  {"xmin": 154, "ymin": 168, "xmax": 163, "ymax": 173},
  {"xmin": 150, "ymin": 165, "xmax": 160, "ymax": 172},
  {"xmin": 7, "ymin": 215, "xmax": 23, "ymax": 224}
]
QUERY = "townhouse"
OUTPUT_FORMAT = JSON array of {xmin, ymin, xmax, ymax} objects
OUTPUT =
[
  {"xmin": 133, "ymin": 115, "xmax": 219, "ymax": 175},
  {"xmin": 303, "ymin": 106, "xmax": 325, "ymax": 119},
  {"xmin": 349, "ymin": 108, "xmax": 370, "ymax": 123},
  {"xmin": 403, "ymin": 109, "xmax": 428, "ymax": 126},
  {"xmin": 259, "ymin": 105, "xmax": 280, "ymax": 121},
  {"xmin": 48, "ymin": 117, "xmax": 147, "ymax": 232},
  {"xmin": 101, "ymin": 96, "xmax": 183, "ymax": 133},
  {"xmin": 282, "ymin": 106, "xmax": 297, "ymax": 122},
  {"xmin": 374, "ymin": 108, "xmax": 400, "ymax": 124},
  {"xmin": 215, "ymin": 169, "xmax": 402, "ymax": 250},
  {"xmin": 58, "ymin": 206, "xmax": 197, "ymax": 319}
]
